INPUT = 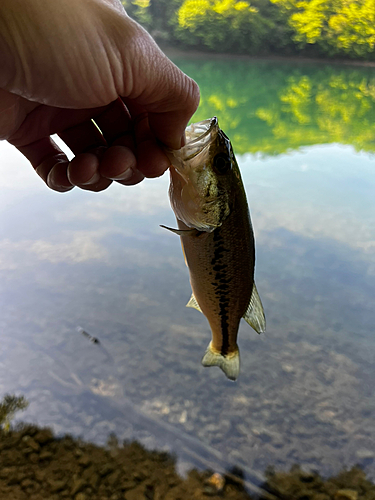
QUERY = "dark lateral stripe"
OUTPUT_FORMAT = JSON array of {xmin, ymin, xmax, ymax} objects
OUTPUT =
[
  {"xmin": 219, "ymin": 299, "xmax": 230, "ymax": 356},
  {"xmin": 212, "ymin": 228, "xmax": 230, "ymax": 356}
]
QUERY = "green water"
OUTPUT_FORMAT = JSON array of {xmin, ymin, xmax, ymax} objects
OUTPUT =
[
  {"xmin": 0, "ymin": 55, "xmax": 375, "ymax": 481},
  {"xmin": 176, "ymin": 56, "xmax": 375, "ymax": 156}
]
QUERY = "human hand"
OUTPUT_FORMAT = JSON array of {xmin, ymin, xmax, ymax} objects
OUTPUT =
[{"xmin": 0, "ymin": 0, "xmax": 199, "ymax": 192}]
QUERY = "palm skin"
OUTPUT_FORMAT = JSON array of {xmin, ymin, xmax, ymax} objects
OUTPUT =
[{"xmin": 0, "ymin": 0, "xmax": 199, "ymax": 191}]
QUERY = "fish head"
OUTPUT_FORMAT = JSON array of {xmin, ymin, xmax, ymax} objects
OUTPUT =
[{"xmin": 166, "ymin": 117, "xmax": 238, "ymax": 232}]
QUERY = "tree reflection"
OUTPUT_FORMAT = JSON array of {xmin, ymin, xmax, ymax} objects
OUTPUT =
[
  {"xmin": 175, "ymin": 58, "xmax": 375, "ymax": 155},
  {"xmin": 0, "ymin": 394, "xmax": 28, "ymax": 431}
]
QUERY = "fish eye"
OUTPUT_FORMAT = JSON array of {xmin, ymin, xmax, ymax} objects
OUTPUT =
[{"xmin": 213, "ymin": 153, "xmax": 232, "ymax": 174}]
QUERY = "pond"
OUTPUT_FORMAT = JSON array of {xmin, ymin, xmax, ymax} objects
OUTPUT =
[{"xmin": 1, "ymin": 54, "xmax": 375, "ymax": 483}]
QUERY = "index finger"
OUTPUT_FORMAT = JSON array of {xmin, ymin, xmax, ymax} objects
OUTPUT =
[{"xmin": 123, "ymin": 100, "xmax": 171, "ymax": 178}]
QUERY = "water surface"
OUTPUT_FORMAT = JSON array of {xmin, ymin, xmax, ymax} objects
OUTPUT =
[{"xmin": 1, "ymin": 56, "xmax": 375, "ymax": 481}]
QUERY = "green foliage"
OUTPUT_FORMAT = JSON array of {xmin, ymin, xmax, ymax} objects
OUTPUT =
[
  {"xmin": 122, "ymin": 0, "xmax": 375, "ymax": 60},
  {"xmin": 174, "ymin": 56, "xmax": 375, "ymax": 155},
  {"xmin": 122, "ymin": 0, "xmax": 152, "ymax": 30},
  {"xmin": 176, "ymin": 0, "xmax": 271, "ymax": 53},
  {"xmin": 122, "ymin": 0, "xmax": 184, "ymax": 35},
  {"xmin": 329, "ymin": 0, "xmax": 375, "ymax": 57},
  {"xmin": 271, "ymin": 0, "xmax": 375, "ymax": 59},
  {"xmin": 0, "ymin": 394, "xmax": 28, "ymax": 432}
]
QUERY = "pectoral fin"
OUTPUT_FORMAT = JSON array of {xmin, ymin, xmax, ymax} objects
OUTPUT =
[
  {"xmin": 243, "ymin": 283, "xmax": 266, "ymax": 334},
  {"xmin": 160, "ymin": 225, "xmax": 200, "ymax": 237},
  {"xmin": 186, "ymin": 294, "xmax": 203, "ymax": 313}
]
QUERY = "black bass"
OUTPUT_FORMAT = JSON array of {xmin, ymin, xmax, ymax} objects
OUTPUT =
[{"xmin": 162, "ymin": 117, "xmax": 265, "ymax": 381}]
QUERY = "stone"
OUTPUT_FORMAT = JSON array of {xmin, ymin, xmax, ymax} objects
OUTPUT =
[
  {"xmin": 39, "ymin": 450, "xmax": 53, "ymax": 460},
  {"xmin": 107, "ymin": 470, "xmax": 121, "ymax": 486},
  {"xmin": 88, "ymin": 472, "xmax": 100, "ymax": 489},
  {"xmin": 99, "ymin": 463, "xmax": 115, "ymax": 477},
  {"xmin": 334, "ymin": 490, "xmax": 358, "ymax": 500},
  {"xmin": 21, "ymin": 478, "xmax": 35, "ymax": 489},
  {"xmin": 48, "ymin": 479, "xmax": 67, "ymax": 493},
  {"xmin": 124, "ymin": 485, "xmax": 146, "ymax": 500},
  {"xmin": 121, "ymin": 480, "xmax": 138, "ymax": 490},
  {"xmin": 35, "ymin": 470, "xmax": 46, "ymax": 482},
  {"xmin": 29, "ymin": 453, "xmax": 39, "ymax": 464},
  {"xmin": 71, "ymin": 478, "xmax": 86, "ymax": 496},
  {"xmin": 0, "ymin": 467, "xmax": 17, "ymax": 479},
  {"xmin": 78, "ymin": 454, "xmax": 91, "ymax": 467},
  {"xmin": 355, "ymin": 449, "xmax": 374, "ymax": 460},
  {"xmin": 34, "ymin": 430, "xmax": 54, "ymax": 445},
  {"xmin": 203, "ymin": 472, "xmax": 225, "ymax": 496},
  {"xmin": 22, "ymin": 436, "xmax": 40, "ymax": 452}
]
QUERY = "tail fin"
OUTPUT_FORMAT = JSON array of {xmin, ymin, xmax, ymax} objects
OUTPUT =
[{"xmin": 201, "ymin": 342, "xmax": 240, "ymax": 381}]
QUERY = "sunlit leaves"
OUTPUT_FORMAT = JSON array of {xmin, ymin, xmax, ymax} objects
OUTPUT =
[
  {"xmin": 329, "ymin": 0, "xmax": 375, "ymax": 56},
  {"xmin": 123, "ymin": 0, "xmax": 375, "ymax": 60},
  {"xmin": 122, "ymin": 0, "xmax": 152, "ymax": 28},
  {"xmin": 177, "ymin": 0, "xmax": 269, "ymax": 52},
  {"xmin": 271, "ymin": 0, "xmax": 375, "ymax": 58}
]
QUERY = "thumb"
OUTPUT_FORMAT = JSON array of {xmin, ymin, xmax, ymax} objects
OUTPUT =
[{"xmin": 123, "ymin": 23, "xmax": 200, "ymax": 149}]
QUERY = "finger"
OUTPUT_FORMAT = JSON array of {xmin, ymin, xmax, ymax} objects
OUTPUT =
[
  {"xmin": 60, "ymin": 99, "xmax": 142, "ymax": 186},
  {"xmin": 148, "ymin": 75, "xmax": 200, "ymax": 149},
  {"xmin": 132, "ymin": 112, "xmax": 171, "ymax": 178},
  {"xmin": 147, "ymin": 87, "xmax": 198, "ymax": 150},
  {"xmin": 46, "ymin": 161, "xmax": 75, "ymax": 192},
  {"xmin": 116, "ymin": 169, "xmax": 145, "ymax": 186},
  {"xmin": 9, "ymin": 106, "xmax": 107, "ymax": 147},
  {"xmin": 58, "ymin": 120, "xmax": 107, "ymax": 155},
  {"xmin": 57, "ymin": 108, "xmax": 137, "ymax": 191},
  {"xmin": 11, "ymin": 106, "xmax": 114, "ymax": 192},
  {"xmin": 95, "ymin": 101, "xmax": 142, "ymax": 183},
  {"xmin": 99, "ymin": 145, "xmax": 138, "ymax": 181},
  {"xmin": 93, "ymin": 97, "xmax": 132, "ymax": 143},
  {"xmin": 58, "ymin": 119, "xmax": 114, "ymax": 190},
  {"xmin": 67, "ymin": 152, "xmax": 112, "ymax": 192},
  {"xmin": 16, "ymin": 137, "xmax": 73, "ymax": 192}
]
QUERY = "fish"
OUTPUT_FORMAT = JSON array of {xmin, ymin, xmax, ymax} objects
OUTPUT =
[
  {"xmin": 77, "ymin": 326, "xmax": 100, "ymax": 344},
  {"xmin": 162, "ymin": 117, "xmax": 265, "ymax": 381}
]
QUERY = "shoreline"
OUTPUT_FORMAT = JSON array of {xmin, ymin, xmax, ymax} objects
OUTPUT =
[
  {"xmin": 160, "ymin": 44, "xmax": 375, "ymax": 69},
  {"xmin": 1, "ymin": 423, "xmax": 375, "ymax": 500}
]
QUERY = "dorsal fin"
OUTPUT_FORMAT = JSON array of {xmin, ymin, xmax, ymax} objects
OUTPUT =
[{"xmin": 243, "ymin": 283, "xmax": 266, "ymax": 334}]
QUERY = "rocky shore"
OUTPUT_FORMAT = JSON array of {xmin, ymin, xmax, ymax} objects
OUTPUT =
[{"xmin": 0, "ymin": 424, "xmax": 375, "ymax": 500}]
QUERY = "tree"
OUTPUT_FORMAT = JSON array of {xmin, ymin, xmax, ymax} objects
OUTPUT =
[
  {"xmin": 122, "ymin": 0, "xmax": 184, "ymax": 37},
  {"xmin": 176, "ymin": 0, "xmax": 272, "ymax": 53},
  {"xmin": 0, "ymin": 394, "xmax": 29, "ymax": 431},
  {"xmin": 271, "ymin": 0, "xmax": 375, "ymax": 59}
]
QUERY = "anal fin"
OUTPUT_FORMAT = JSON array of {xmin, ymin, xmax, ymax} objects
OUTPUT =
[{"xmin": 243, "ymin": 283, "xmax": 266, "ymax": 334}]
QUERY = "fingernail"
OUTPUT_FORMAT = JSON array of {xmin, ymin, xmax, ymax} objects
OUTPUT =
[
  {"xmin": 81, "ymin": 171, "xmax": 101, "ymax": 186},
  {"xmin": 109, "ymin": 168, "xmax": 134, "ymax": 181},
  {"xmin": 46, "ymin": 161, "xmax": 74, "ymax": 191}
]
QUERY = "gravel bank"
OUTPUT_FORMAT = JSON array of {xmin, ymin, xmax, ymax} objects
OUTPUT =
[{"xmin": 0, "ymin": 425, "xmax": 374, "ymax": 500}]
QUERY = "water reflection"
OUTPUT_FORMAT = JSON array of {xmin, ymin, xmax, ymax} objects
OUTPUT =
[
  {"xmin": 176, "ymin": 57, "xmax": 375, "ymax": 155},
  {"xmin": 1, "ymin": 58, "xmax": 375, "ymax": 482}
]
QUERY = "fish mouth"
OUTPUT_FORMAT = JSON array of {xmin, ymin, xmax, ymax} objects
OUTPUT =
[
  {"xmin": 183, "ymin": 117, "xmax": 219, "ymax": 161},
  {"xmin": 165, "ymin": 117, "xmax": 219, "ymax": 169}
]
